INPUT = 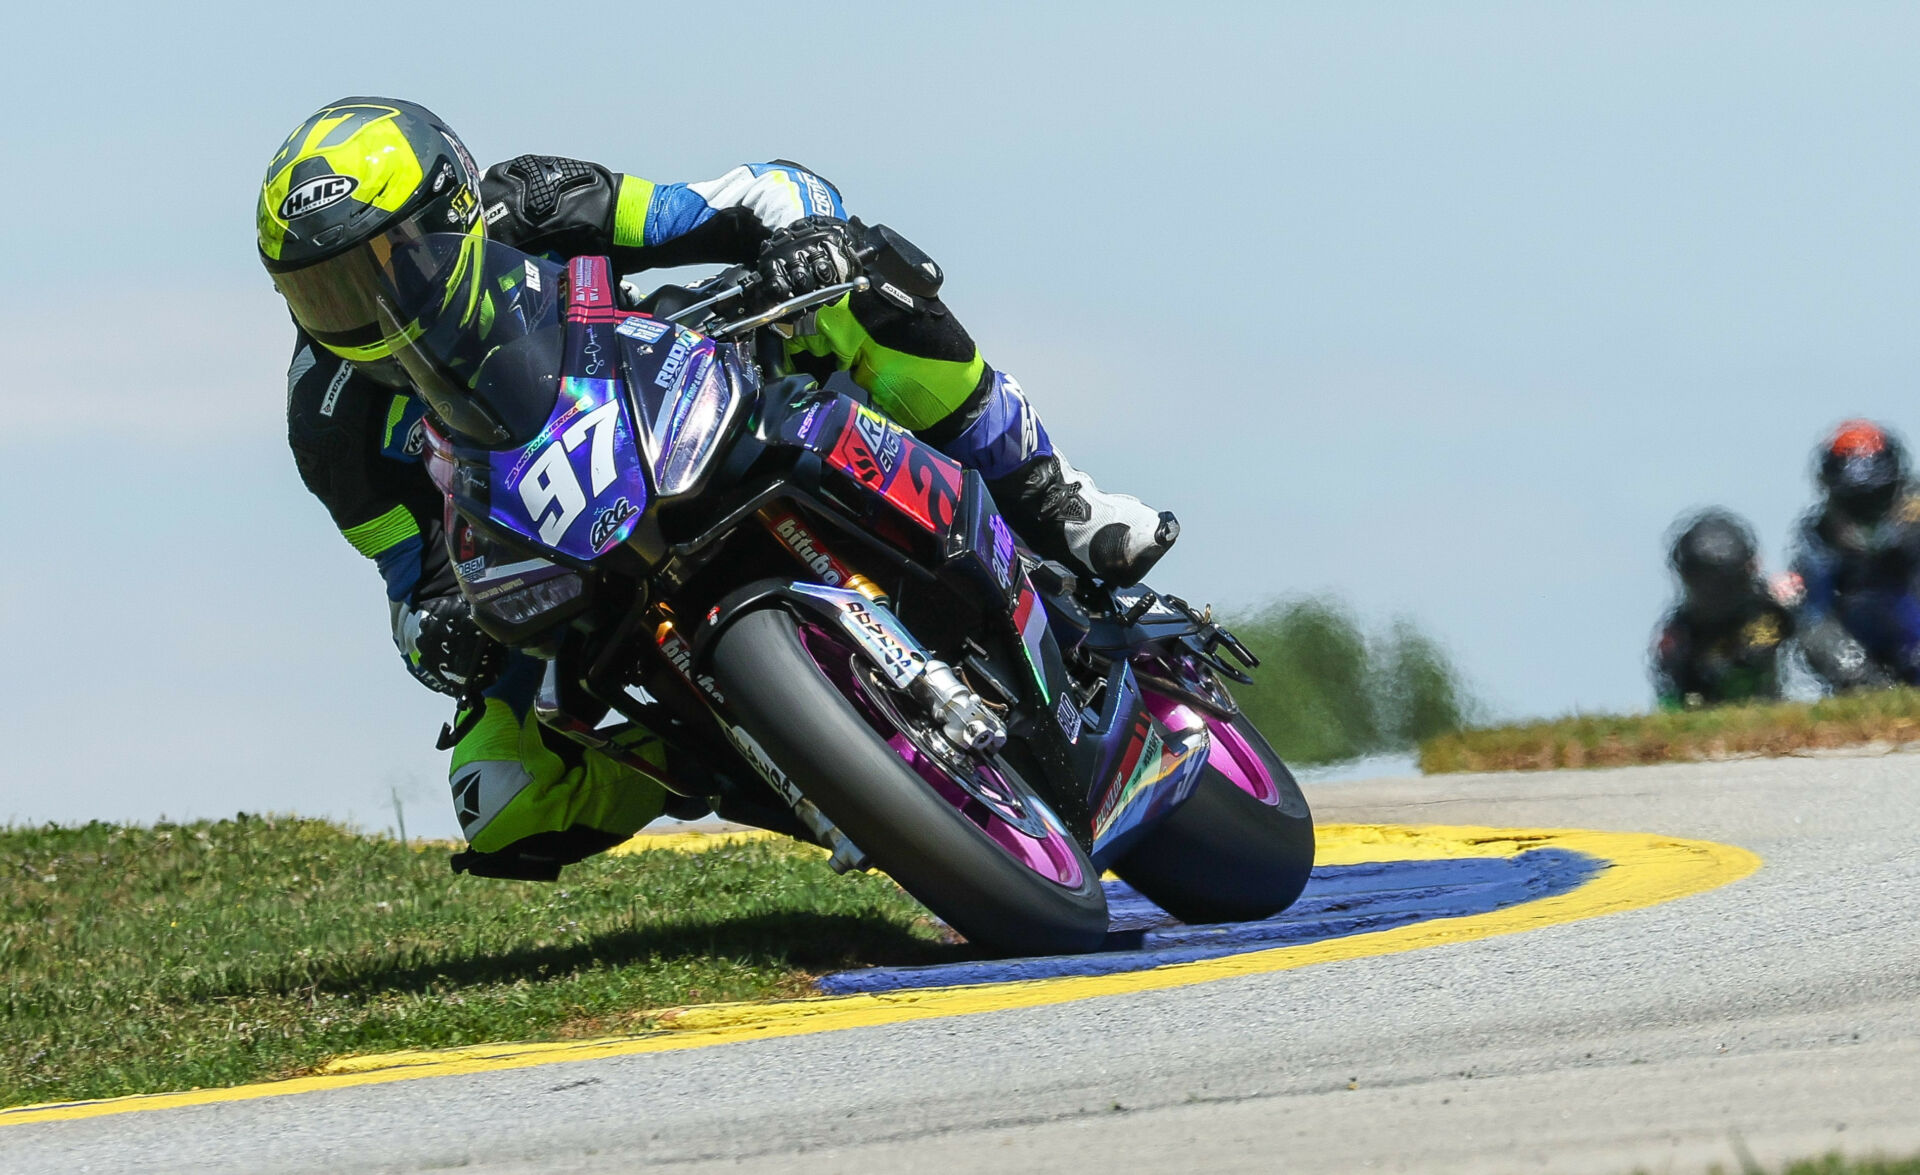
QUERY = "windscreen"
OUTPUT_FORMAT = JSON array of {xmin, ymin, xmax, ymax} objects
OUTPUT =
[{"xmin": 371, "ymin": 231, "xmax": 566, "ymax": 446}]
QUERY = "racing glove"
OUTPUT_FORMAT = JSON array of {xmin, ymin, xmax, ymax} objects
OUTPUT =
[
  {"xmin": 394, "ymin": 594, "xmax": 504, "ymax": 697},
  {"xmin": 757, "ymin": 216, "xmax": 860, "ymax": 299}
]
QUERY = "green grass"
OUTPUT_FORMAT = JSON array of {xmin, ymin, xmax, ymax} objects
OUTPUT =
[
  {"xmin": 1665, "ymin": 1153, "xmax": 1920, "ymax": 1175},
  {"xmin": 0, "ymin": 816, "xmax": 948, "ymax": 1108},
  {"xmin": 1762, "ymin": 1157, "xmax": 1920, "ymax": 1175},
  {"xmin": 1421, "ymin": 686, "xmax": 1920, "ymax": 773}
]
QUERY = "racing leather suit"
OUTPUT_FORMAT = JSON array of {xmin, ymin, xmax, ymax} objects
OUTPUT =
[
  {"xmin": 1788, "ymin": 494, "xmax": 1920, "ymax": 688},
  {"xmin": 287, "ymin": 155, "xmax": 1165, "ymax": 877},
  {"xmin": 1650, "ymin": 593, "xmax": 1793, "ymax": 709}
]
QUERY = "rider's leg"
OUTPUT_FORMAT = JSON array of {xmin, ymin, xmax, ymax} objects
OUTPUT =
[
  {"xmin": 445, "ymin": 654, "xmax": 668, "ymax": 881},
  {"xmin": 786, "ymin": 289, "xmax": 1178, "ymax": 586}
]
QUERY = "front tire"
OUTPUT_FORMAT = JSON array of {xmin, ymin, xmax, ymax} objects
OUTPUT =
[
  {"xmin": 1116, "ymin": 712, "xmax": 1315, "ymax": 924},
  {"xmin": 710, "ymin": 607, "xmax": 1110, "ymax": 956}
]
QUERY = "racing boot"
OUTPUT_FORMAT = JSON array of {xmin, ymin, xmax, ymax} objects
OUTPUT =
[{"xmin": 932, "ymin": 370, "xmax": 1178, "ymax": 587}]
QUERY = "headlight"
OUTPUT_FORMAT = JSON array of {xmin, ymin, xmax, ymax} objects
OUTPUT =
[{"xmin": 652, "ymin": 351, "xmax": 735, "ymax": 496}]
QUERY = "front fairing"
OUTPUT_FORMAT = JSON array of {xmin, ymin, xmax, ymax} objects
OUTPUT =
[
  {"xmin": 430, "ymin": 248, "xmax": 774, "ymax": 569},
  {"xmin": 471, "ymin": 376, "xmax": 652, "ymax": 562}
]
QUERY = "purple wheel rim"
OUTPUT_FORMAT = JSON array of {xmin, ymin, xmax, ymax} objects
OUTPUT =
[
  {"xmin": 797, "ymin": 623, "xmax": 1086, "ymax": 889},
  {"xmin": 1141, "ymin": 689, "xmax": 1280, "ymax": 806}
]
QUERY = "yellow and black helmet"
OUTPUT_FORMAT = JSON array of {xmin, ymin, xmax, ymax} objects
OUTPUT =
[{"xmin": 257, "ymin": 98, "xmax": 483, "ymax": 377}]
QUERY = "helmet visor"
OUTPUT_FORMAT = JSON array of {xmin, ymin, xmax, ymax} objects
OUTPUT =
[{"xmin": 268, "ymin": 175, "xmax": 476, "ymax": 364}]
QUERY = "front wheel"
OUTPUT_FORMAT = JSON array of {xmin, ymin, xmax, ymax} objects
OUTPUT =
[
  {"xmin": 709, "ymin": 607, "xmax": 1109, "ymax": 956},
  {"xmin": 1115, "ymin": 707, "xmax": 1315, "ymax": 924}
]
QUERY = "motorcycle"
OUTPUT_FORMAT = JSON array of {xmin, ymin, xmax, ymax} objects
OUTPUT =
[{"xmin": 385, "ymin": 224, "xmax": 1315, "ymax": 956}]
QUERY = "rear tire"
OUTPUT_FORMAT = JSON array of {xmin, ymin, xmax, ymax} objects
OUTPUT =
[
  {"xmin": 710, "ymin": 607, "xmax": 1109, "ymax": 956},
  {"xmin": 1116, "ymin": 714, "xmax": 1315, "ymax": 924}
]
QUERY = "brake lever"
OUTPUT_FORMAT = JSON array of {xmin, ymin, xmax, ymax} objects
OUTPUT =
[
  {"xmin": 706, "ymin": 276, "xmax": 870, "ymax": 339},
  {"xmin": 663, "ymin": 276, "xmax": 755, "ymax": 326}
]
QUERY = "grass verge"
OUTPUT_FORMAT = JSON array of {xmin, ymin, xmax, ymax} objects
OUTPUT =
[
  {"xmin": 1660, "ymin": 1154, "xmax": 1920, "ymax": 1175},
  {"xmin": 1419, "ymin": 687, "xmax": 1920, "ymax": 773},
  {"xmin": 1, "ymin": 816, "xmax": 949, "ymax": 1108}
]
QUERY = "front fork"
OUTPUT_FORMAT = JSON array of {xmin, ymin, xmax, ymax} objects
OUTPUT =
[{"xmin": 756, "ymin": 507, "xmax": 1008, "ymax": 757}]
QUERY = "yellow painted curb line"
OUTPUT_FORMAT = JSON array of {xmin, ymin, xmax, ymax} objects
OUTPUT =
[{"xmin": 0, "ymin": 824, "xmax": 1759, "ymax": 1128}]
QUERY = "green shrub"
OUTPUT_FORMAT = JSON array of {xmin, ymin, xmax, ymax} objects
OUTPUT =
[{"xmin": 1228, "ymin": 598, "xmax": 1473, "ymax": 765}]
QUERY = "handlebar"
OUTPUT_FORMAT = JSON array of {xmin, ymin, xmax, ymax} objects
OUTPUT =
[
  {"xmin": 703, "ymin": 276, "xmax": 870, "ymax": 338},
  {"xmin": 661, "ymin": 242, "xmax": 883, "ymax": 339}
]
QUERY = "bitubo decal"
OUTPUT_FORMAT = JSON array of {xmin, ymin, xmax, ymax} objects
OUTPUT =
[
  {"xmin": 657, "ymin": 627, "xmax": 725, "ymax": 704},
  {"xmin": 280, "ymin": 175, "xmax": 358, "ymax": 219},
  {"xmin": 772, "ymin": 515, "xmax": 846, "ymax": 585}
]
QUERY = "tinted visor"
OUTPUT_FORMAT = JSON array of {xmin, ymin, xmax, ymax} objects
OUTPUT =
[
  {"xmin": 1834, "ymin": 479, "xmax": 1900, "ymax": 524},
  {"xmin": 268, "ymin": 181, "xmax": 474, "ymax": 363}
]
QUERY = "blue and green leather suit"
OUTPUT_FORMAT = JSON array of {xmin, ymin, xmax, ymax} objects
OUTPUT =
[{"xmin": 1789, "ymin": 495, "xmax": 1920, "ymax": 686}]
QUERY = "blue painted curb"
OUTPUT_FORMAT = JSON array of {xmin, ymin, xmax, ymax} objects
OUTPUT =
[{"xmin": 818, "ymin": 848, "xmax": 1604, "ymax": 995}]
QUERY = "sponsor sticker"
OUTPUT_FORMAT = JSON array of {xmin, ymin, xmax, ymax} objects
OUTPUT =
[
  {"xmin": 1094, "ymin": 722, "xmax": 1164, "ymax": 838},
  {"xmin": 590, "ymin": 496, "xmax": 640, "ymax": 550},
  {"xmin": 770, "ymin": 513, "xmax": 851, "ymax": 586},
  {"xmin": 523, "ymin": 259, "xmax": 542, "ymax": 293},
  {"xmin": 617, "ymin": 316, "xmax": 670, "ymax": 344},
  {"xmin": 853, "ymin": 405, "xmax": 903, "ymax": 476},
  {"xmin": 1056, "ymin": 691, "xmax": 1082, "ymax": 744},
  {"xmin": 988, "ymin": 513, "xmax": 1016, "ymax": 589},
  {"xmin": 318, "ymin": 362, "xmax": 352, "ymax": 418},
  {"xmin": 654, "ymin": 332, "xmax": 698, "ymax": 389},
  {"xmin": 841, "ymin": 599, "xmax": 923, "ymax": 686},
  {"xmin": 725, "ymin": 724, "xmax": 802, "ymax": 807},
  {"xmin": 279, "ymin": 175, "xmax": 357, "ymax": 220},
  {"xmin": 657, "ymin": 625, "xmax": 725, "ymax": 704},
  {"xmin": 581, "ymin": 324, "xmax": 607, "ymax": 376},
  {"xmin": 800, "ymin": 172, "xmax": 836, "ymax": 216}
]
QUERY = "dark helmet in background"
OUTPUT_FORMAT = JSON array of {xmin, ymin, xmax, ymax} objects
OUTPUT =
[
  {"xmin": 256, "ymin": 98, "xmax": 484, "ymax": 386},
  {"xmin": 1817, "ymin": 419, "xmax": 1907, "ymax": 525},
  {"xmin": 1670, "ymin": 509, "xmax": 1761, "ymax": 625}
]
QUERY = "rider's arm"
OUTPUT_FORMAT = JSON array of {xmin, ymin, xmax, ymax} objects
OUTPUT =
[
  {"xmin": 285, "ymin": 332, "xmax": 452, "ymax": 609},
  {"xmin": 480, "ymin": 155, "xmax": 845, "ymax": 274},
  {"xmin": 1788, "ymin": 515, "xmax": 1839, "ymax": 623}
]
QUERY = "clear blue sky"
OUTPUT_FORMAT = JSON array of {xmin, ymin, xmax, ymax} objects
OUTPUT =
[{"xmin": 4, "ymin": 2, "xmax": 1916, "ymax": 833}]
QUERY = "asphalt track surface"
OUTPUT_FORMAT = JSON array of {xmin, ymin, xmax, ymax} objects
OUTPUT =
[{"xmin": 6, "ymin": 753, "xmax": 1918, "ymax": 1173}]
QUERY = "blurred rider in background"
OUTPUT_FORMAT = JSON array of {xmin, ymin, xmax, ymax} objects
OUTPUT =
[
  {"xmin": 1784, "ymin": 419, "xmax": 1920, "ymax": 691},
  {"xmin": 256, "ymin": 98, "xmax": 1179, "ymax": 881},
  {"xmin": 1651, "ymin": 510, "xmax": 1793, "ymax": 709}
]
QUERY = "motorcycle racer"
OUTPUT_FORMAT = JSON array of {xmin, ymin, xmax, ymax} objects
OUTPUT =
[
  {"xmin": 1651, "ymin": 510, "xmax": 1793, "ymax": 709},
  {"xmin": 1787, "ymin": 420, "xmax": 1920, "ymax": 690},
  {"xmin": 258, "ymin": 97, "xmax": 1178, "ymax": 880}
]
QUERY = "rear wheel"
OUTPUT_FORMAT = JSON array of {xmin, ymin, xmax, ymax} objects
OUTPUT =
[
  {"xmin": 710, "ymin": 607, "xmax": 1109, "ymax": 956},
  {"xmin": 1115, "ymin": 705, "xmax": 1315, "ymax": 924}
]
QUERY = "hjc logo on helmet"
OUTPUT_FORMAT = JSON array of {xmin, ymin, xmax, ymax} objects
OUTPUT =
[{"xmin": 280, "ymin": 175, "xmax": 358, "ymax": 220}]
